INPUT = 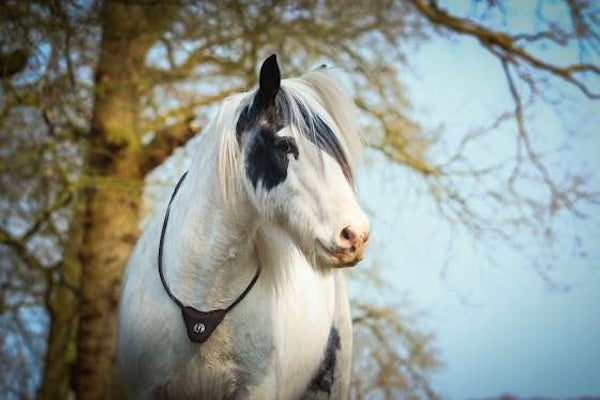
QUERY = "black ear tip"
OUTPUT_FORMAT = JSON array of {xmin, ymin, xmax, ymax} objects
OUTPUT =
[
  {"xmin": 259, "ymin": 54, "xmax": 280, "ymax": 94},
  {"xmin": 261, "ymin": 54, "xmax": 279, "ymax": 74}
]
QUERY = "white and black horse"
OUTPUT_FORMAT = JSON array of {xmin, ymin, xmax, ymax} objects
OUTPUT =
[{"xmin": 117, "ymin": 55, "xmax": 370, "ymax": 399}]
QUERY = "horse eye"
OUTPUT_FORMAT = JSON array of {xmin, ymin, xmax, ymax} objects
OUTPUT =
[
  {"xmin": 275, "ymin": 137, "xmax": 298, "ymax": 158},
  {"xmin": 278, "ymin": 140, "xmax": 290, "ymax": 152}
]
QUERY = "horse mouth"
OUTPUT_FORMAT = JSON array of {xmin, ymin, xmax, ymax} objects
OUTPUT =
[{"xmin": 316, "ymin": 240, "xmax": 363, "ymax": 268}]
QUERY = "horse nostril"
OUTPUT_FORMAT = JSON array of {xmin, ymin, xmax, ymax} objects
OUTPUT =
[
  {"xmin": 341, "ymin": 226, "xmax": 357, "ymax": 243},
  {"xmin": 338, "ymin": 225, "xmax": 369, "ymax": 252}
]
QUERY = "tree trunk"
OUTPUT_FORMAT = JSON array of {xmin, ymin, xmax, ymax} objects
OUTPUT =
[
  {"xmin": 38, "ymin": 198, "xmax": 83, "ymax": 400},
  {"xmin": 76, "ymin": 152, "xmax": 142, "ymax": 400},
  {"xmin": 74, "ymin": 3, "xmax": 176, "ymax": 399}
]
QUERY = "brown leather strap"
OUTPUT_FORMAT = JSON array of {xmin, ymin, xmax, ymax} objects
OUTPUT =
[{"xmin": 158, "ymin": 172, "xmax": 261, "ymax": 343}]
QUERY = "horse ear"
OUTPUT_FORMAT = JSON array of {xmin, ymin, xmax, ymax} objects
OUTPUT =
[{"xmin": 257, "ymin": 54, "xmax": 280, "ymax": 107}]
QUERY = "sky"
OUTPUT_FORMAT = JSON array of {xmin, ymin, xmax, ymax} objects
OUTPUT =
[{"xmin": 348, "ymin": 29, "xmax": 600, "ymax": 398}]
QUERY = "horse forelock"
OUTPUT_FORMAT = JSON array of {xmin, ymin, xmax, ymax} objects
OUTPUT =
[
  {"xmin": 281, "ymin": 68, "xmax": 364, "ymax": 181},
  {"xmin": 232, "ymin": 68, "xmax": 362, "ymax": 186}
]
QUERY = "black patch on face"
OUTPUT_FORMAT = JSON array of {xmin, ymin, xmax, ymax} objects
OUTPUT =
[
  {"xmin": 245, "ymin": 128, "xmax": 295, "ymax": 190},
  {"xmin": 238, "ymin": 92, "xmax": 353, "ymax": 190},
  {"xmin": 306, "ymin": 326, "xmax": 340, "ymax": 395},
  {"xmin": 238, "ymin": 89, "xmax": 302, "ymax": 191},
  {"xmin": 237, "ymin": 55, "xmax": 353, "ymax": 192},
  {"xmin": 235, "ymin": 94, "xmax": 287, "ymax": 145}
]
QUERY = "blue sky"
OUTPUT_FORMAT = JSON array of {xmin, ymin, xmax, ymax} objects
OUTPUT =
[{"xmin": 349, "ymin": 28, "xmax": 600, "ymax": 398}]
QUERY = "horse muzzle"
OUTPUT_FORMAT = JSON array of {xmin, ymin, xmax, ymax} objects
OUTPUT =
[{"xmin": 317, "ymin": 230, "xmax": 369, "ymax": 268}]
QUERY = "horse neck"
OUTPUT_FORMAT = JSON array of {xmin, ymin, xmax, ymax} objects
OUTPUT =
[{"xmin": 163, "ymin": 146, "xmax": 259, "ymax": 310}]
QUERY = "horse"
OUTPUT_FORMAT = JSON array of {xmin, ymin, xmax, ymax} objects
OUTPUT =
[{"xmin": 117, "ymin": 55, "xmax": 370, "ymax": 399}]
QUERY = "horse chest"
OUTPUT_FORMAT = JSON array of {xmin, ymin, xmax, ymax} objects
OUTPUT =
[
  {"xmin": 157, "ymin": 264, "xmax": 337, "ymax": 399},
  {"xmin": 270, "ymin": 261, "xmax": 338, "ymax": 398}
]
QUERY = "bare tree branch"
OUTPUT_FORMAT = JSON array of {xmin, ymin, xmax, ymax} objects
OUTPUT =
[{"xmin": 409, "ymin": 0, "xmax": 600, "ymax": 98}]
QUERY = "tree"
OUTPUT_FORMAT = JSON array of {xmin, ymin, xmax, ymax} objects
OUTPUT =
[{"xmin": 0, "ymin": 0, "xmax": 597, "ymax": 399}]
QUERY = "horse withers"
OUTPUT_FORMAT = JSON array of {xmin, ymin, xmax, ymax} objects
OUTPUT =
[{"xmin": 117, "ymin": 55, "xmax": 370, "ymax": 399}]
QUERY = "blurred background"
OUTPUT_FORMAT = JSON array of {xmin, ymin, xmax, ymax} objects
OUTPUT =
[{"xmin": 1, "ymin": 0, "xmax": 599, "ymax": 399}]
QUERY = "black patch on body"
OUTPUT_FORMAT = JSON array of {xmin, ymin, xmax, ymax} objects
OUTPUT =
[{"xmin": 307, "ymin": 326, "xmax": 341, "ymax": 395}]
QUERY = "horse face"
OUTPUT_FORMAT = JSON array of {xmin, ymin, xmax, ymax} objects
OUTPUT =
[{"xmin": 236, "ymin": 55, "xmax": 369, "ymax": 268}]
